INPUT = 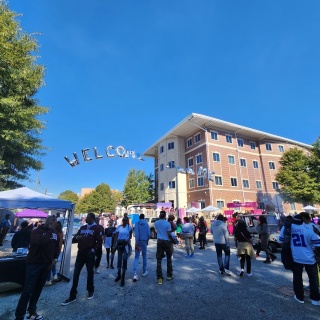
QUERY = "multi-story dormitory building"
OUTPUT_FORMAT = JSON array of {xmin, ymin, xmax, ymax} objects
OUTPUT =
[{"xmin": 144, "ymin": 113, "xmax": 319, "ymax": 214}]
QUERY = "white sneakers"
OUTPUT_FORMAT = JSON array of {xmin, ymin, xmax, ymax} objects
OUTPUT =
[
  {"xmin": 247, "ymin": 273, "xmax": 253, "ymax": 277},
  {"xmin": 293, "ymin": 295, "xmax": 304, "ymax": 304},
  {"xmin": 311, "ymin": 300, "xmax": 320, "ymax": 306},
  {"xmin": 95, "ymin": 268, "xmax": 100, "ymax": 274},
  {"xmin": 45, "ymin": 280, "xmax": 52, "ymax": 286},
  {"xmin": 142, "ymin": 271, "xmax": 149, "ymax": 277},
  {"xmin": 133, "ymin": 273, "xmax": 139, "ymax": 282}
]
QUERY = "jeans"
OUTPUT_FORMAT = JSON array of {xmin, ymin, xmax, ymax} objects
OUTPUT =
[
  {"xmin": 15, "ymin": 263, "xmax": 50, "ymax": 320},
  {"xmin": 215, "ymin": 243, "xmax": 230, "ymax": 272},
  {"xmin": 185, "ymin": 236, "xmax": 194, "ymax": 254},
  {"xmin": 293, "ymin": 261, "xmax": 320, "ymax": 301},
  {"xmin": 133, "ymin": 240, "xmax": 148, "ymax": 273},
  {"xmin": 70, "ymin": 251, "xmax": 95, "ymax": 299},
  {"xmin": 156, "ymin": 240, "xmax": 173, "ymax": 279},
  {"xmin": 117, "ymin": 245, "xmax": 129, "ymax": 271}
]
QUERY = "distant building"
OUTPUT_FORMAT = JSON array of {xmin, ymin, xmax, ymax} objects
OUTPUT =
[
  {"xmin": 143, "ymin": 113, "xmax": 315, "ymax": 213},
  {"xmin": 80, "ymin": 188, "xmax": 94, "ymax": 199}
]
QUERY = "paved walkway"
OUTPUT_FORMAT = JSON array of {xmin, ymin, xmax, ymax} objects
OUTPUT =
[{"xmin": 1, "ymin": 235, "xmax": 319, "ymax": 320}]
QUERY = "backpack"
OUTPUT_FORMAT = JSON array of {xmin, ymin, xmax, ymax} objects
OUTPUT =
[{"xmin": 281, "ymin": 219, "xmax": 294, "ymax": 271}]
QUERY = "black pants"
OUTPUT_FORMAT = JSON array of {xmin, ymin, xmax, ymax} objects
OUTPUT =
[
  {"xmin": 15, "ymin": 263, "xmax": 50, "ymax": 320},
  {"xmin": 95, "ymin": 248, "xmax": 102, "ymax": 268},
  {"xmin": 240, "ymin": 254, "xmax": 251, "ymax": 273},
  {"xmin": 198, "ymin": 233, "xmax": 206, "ymax": 248},
  {"xmin": 156, "ymin": 240, "xmax": 173, "ymax": 279},
  {"xmin": 70, "ymin": 251, "xmax": 95, "ymax": 299}
]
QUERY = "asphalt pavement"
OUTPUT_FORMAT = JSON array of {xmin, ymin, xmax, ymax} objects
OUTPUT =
[{"xmin": 1, "ymin": 234, "xmax": 319, "ymax": 320}]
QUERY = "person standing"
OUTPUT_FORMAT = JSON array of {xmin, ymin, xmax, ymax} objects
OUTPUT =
[
  {"xmin": 197, "ymin": 216, "xmax": 208, "ymax": 250},
  {"xmin": 0, "ymin": 213, "xmax": 11, "ymax": 246},
  {"xmin": 175, "ymin": 218, "xmax": 183, "ymax": 247},
  {"xmin": 258, "ymin": 215, "xmax": 276, "ymax": 264},
  {"xmin": 210, "ymin": 214, "xmax": 232, "ymax": 276},
  {"xmin": 61, "ymin": 213, "xmax": 103, "ymax": 305},
  {"xmin": 113, "ymin": 216, "xmax": 132, "ymax": 287},
  {"xmin": 15, "ymin": 215, "xmax": 60, "ymax": 320},
  {"xmin": 104, "ymin": 219, "xmax": 116, "ymax": 269},
  {"xmin": 154, "ymin": 211, "xmax": 175, "ymax": 285},
  {"xmin": 182, "ymin": 217, "xmax": 195, "ymax": 258},
  {"xmin": 133, "ymin": 213, "xmax": 150, "ymax": 281},
  {"xmin": 11, "ymin": 221, "xmax": 31, "ymax": 252},
  {"xmin": 280, "ymin": 212, "xmax": 320, "ymax": 305},
  {"xmin": 94, "ymin": 217, "xmax": 104, "ymax": 274}
]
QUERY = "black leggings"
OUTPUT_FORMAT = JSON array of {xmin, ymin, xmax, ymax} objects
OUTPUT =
[{"xmin": 240, "ymin": 254, "xmax": 251, "ymax": 274}]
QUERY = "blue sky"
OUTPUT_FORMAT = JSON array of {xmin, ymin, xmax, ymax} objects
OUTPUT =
[{"xmin": 7, "ymin": 0, "xmax": 320, "ymax": 197}]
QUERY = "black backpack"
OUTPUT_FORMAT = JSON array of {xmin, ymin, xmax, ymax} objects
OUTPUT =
[{"xmin": 281, "ymin": 219, "xmax": 294, "ymax": 271}]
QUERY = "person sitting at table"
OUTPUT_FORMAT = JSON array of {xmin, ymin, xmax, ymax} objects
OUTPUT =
[{"xmin": 11, "ymin": 221, "xmax": 31, "ymax": 252}]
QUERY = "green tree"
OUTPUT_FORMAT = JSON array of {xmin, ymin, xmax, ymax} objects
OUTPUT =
[
  {"xmin": 122, "ymin": 169, "xmax": 152, "ymax": 207},
  {"xmin": 0, "ymin": 3, "xmax": 48, "ymax": 190},
  {"xmin": 308, "ymin": 137, "xmax": 320, "ymax": 195},
  {"xmin": 276, "ymin": 147, "xmax": 320, "ymax": 205},
  {"xmin": 58, "ymin": 190, "xmax": 79, "ymax": 204}
]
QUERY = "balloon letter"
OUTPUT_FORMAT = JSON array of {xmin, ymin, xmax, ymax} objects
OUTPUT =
[
  {"xmin": 136, "ymin": 153, "xmax": 145, "ymax": 161},
  {"xmin": 126, "ymin": 150, "xmax": 135, "ymax": 159},
  {"xmin": 116, "ymin": 146, "xmax": 126, "ymax": 157},
  {"xmin": 64, "ymin": 153, "xmax": 80, "ymax": 167},
  {"xmin": 106, "ymin": 146, "xmax": 115, "ymax": 158},
  {"xmin": 94, "ymin": 147, "xmax": 103, "ymax": 159}
]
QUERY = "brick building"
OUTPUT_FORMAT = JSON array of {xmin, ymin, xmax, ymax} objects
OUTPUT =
[{"xmin": 143, "ymin": 113, "xmax": 315, "ymax": 214}]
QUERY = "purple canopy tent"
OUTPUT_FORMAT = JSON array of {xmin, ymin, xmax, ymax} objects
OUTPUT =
[{"xmin": 15, "ymin": 209, "xmax": 48, "ymax": 218}]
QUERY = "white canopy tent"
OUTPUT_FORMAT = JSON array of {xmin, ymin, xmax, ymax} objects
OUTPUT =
[{"xmin": 0, "ymin": 187, "xmax": 75, "ymax": 281}]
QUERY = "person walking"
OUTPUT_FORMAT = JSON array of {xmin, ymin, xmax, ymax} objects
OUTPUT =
[
  {"xmin": 210, "ymin": 214, "xmax": 232, "ymax": 276},
  {"xmin": 133, "ymin": 213, "xmax": 150, "ymax": 281},
  {"xmin": 175, "ymin": 218, "xmax": 183, "ymax": 247},
  {"xmin": 113, "ymin": 216, "xmax": 132, "ymax": 287},
  {"xmin": 182, "ymin": 217, "xmax": 195, "ymax": 257},
  {"xmin": 197, "ymin": 216, "xmax": 207, "ymax": 249},
  {"xmin": 61, "ymin": 213, "xmax": 103, "ymax": 305},
  {"xmin": 11, "ymin": 221, "xmax": 31, "ymax": 252},
  {"xmin": 234, "ymin": 219, "xmax": 256, "ymax": 277},
  {"xmin": 104, "ymin": 219, "xmax": 116, "ymax": 269},
  {"xmin": 280, "ymin": 212, "xmax": 320, "ymax": 305},
  {"xmin": 0, "ymin": 213, "xmax": 11, "ymax": 246},
  {"xmin": 154, "ymin": 211, "xmax": 175, "ymax": 285},
  {"xmin": 15, "ymin": 215, "xmax": 60, "ymax": 320},
  {"xmin": 94, "ymin": 217, "xmax": 105, "ymax": 274},
  {"xmin": 258, "ymin": 215, "xmax": 276, "ymax": 264}
]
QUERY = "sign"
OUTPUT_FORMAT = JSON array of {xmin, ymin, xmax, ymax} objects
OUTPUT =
[{"xmin": 226, "ymin": 202, "xmax": 257, "ymax": 208}]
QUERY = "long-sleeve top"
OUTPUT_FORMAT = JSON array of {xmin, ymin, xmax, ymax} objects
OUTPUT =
[
  {"xmin": 134, "ymin": 219, "xmax": 150, "ymax": 242},
  {"xmin": 72, "ymin": 222, "xmax": 103, "ymax": 256},
  {"xmin": 26, "ymin": 225, "xmax": 60, "ymax": 264},
  {"xmin": 210, "ymin": 220, "xmax": 229, "ymax": 245},
  {"xmin": 11, "ymin": 228, "xmax": 31, "ymax": 252}
]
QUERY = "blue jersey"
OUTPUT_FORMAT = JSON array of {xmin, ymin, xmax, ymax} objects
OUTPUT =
[{"xmin": 280, "ymin": 222, "xmax": 320, "ymax": 264}]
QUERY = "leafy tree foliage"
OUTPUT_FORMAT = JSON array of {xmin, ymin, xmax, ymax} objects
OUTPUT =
[
  {"xmin": 58, "ymin": 190, "xmax": 79, "ymax": 204},
  {"xmin": 276, "ymin": 146, "xmax": 320, "ymax": 205},
  {"xmin": 76, "ymin": 183, "xmax": 114, "ymax": 214},
  {"xmin": 122, "ymin": 169, "xmax": 153, "ymax": 207},
  {"xmin": 0, "ymin": 3, "xmax": 48, "ymax": 190}
]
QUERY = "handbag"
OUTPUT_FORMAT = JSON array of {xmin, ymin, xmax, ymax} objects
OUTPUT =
[{"xmin": 241, "ymin": 232, "xmax": 253, "ymax": 244}]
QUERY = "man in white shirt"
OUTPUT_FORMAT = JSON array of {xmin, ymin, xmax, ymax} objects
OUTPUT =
[{"xmin": 280, "ymin": 212, "xmax": 320, "ymax": 305}]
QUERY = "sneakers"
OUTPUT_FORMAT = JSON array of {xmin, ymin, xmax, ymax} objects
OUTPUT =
[
  {"xmin": 239, "ymin": 269, "xmax": 244, "ymax": 277},
  {"xmin": 167, "ymin": 275, "xmax": 173, "ymax": 280},
  {"xmin": 263, "ymin": 260, "xmax": 271, "ymax": 264},
  {"xmin": 45, "ymin": 280, "xmax": 52, "ymax": 286},
  {"xmin": 27, "ymin": 313, "xmax": 43, "ymax": 320},
  {"xmin": 87, "ymin": 292, "xmax": 94, "ymax": 300},
  {"xmin": 294, "ymin": 295, "xmax": 304, "ymax": 304},
  {"xmin": 133, "ymin": 273, "xmax": 139, "ymax": 282},
  {"xmin": 224, "ymin": 269, "xmax": 232, "ymax": 276},
  {"xmin": 189, "ymin": 253, "xmax": 194, "ymax": 258},
  {"xmin": 61, "ymin": 297, "xmax": 77, "ymax": 306},
  {"xmin": 185, "ymin": 254, "xmax": 191, "ymax": 258},
  {"xmin": 158, "ymin": 278, "xmax": 163, "ymax": 285},
  {"xmin": 271, "ymin": 255, "xmax": 277, "ymax": 262},
  {"xmin": 247, "ymin": 273, "xmax": 253, "ymax": 277},
  {"xmin": 52, "ymin": 274, "xmax": 59, "ymax": 281},
  {"xmin": 142, "ymin": 271, "xmax": 149, "ymax": 277},
  {"xmin": 95, "ymin": 267, "xmax": 100, "ymax": 274},
  {"xmin": 311, "ymin": 300, "xmax": 320, "ymax": 305}
]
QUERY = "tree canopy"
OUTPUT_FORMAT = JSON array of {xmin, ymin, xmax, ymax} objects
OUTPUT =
[
  {"xmin": 276, "ymin": 142, "xmax": 320, "ymax": 205},
  {"xmin": 58, "ymin": 190, "xmax": 79, "ymax": 204},
  {"xmin": 0, "ymin": 2, "xmax": 48, "ymax": 190}
]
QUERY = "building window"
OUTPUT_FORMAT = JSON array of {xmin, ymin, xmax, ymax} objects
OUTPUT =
[
  {"xmin": 237, "ymin": 138, "xmax": 244, "ymax": 147},
  {"xmin": 253, "ymin": 160, "xmax": 259, "ymax": 169},
  {"xmin": 215, "ymin": 176, "xmax": 222, "ymax": 186},
  {"xmin": 290, "ymin": 202, "xmax": 296, "ymax": 210},
  {"xmin": 211, "ymin": 131, "xmax": 218, "ymax": 140},
  {"xmin": 196, "ymin": 154, "xmax": 202, "ymax": 164},
  {"xmin": 189, "ymin": 179, "xmax": 195, "ymax": 189},
  {"xmin": 226, "ymin": 134, "xmax": 232, "ymax": 143},
  {"xmin": 160, "ymin": 183, "xmax": 164, "ymax": 191},
  {"xmin": 279, "ymin": 145, "xmax": 284, "ymax": 153},
  {"xmin": 269, "ymin": 162, "xmax": 275, "ymax": 170},
  {"xmin": 272, "ymin": 181, "xmax": 279, "ymax": 190},
  {"xmin": 195, "ymin": 133, "xmax": 201, "ymax": 143},
  {"xmin": 160, "ymin": 146, "xmax": 164, "ymax": 153},
  {"xmin": 256, "ymin": 181, "xmax": 262, "ymax": 189},
  {"xmin": 160, "ymin": 164, "xmax": 164, "ymax": 171},
  {"xmin": 266, "ymin": 143, "xmax": 272, "ymax": 151},
  {"xmin": 188, "ymin": 158, "xmax": 194, "ymax": 167},
  {"xmin": 169, "ymin": 181, "xmax": 175, "ymax": 189},
  {"xmin": 231, "ymin": 178, "xmax": 238, "ymax": 187},
  {"xmin": 197, "ymin": 177, "xmax": 204, "ymax": 187},
  {"xmin": 243, "ymin": 180, "xmax": 249, "ymax": 188},
  {"xmin": 228, "ymin": 155, "xmax": 235, "ymax": 164},
  {"xmin": 167, "ymin": 161, "xmax": 175, "ymax": 169},
  {"xmin": 250, "ymin": 141, "xmax": 256, "ymax": 150},
  {"xmin": 168, "ymin": 142, "xmax": 174, "ymax": 150},
  {"xmin": 187, "ymin": 138, "xmax": 193, "ymax": 148},
  {"xmin": 240, "ymin": 158, "xmax": 247, "ymax": 167},
  {"xmin": 213, "ymin": 152, "xmax": 220, "ymax": 162},
  {"xmin": 217, "ymin": 200, "xmax": 225, "ymax": 208}
]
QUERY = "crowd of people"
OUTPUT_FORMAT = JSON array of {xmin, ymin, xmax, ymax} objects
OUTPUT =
[{"xmin": 2, "ymin": 208, "xmax": 320, "ymax": 320}]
